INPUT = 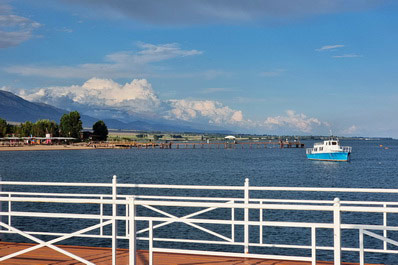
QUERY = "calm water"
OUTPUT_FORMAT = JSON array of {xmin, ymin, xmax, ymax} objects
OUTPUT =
[
  {"xmin": 1, "ymin": 139, "xmax": 398, "ymax": 263},
  {"xmin": 1, "ymin": 140, "xmax": 397, "ymax": 187}
]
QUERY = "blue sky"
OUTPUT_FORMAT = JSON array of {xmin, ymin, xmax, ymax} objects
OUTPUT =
[{"xmin": 1, "ymin": 0, "xmax": 398, "ymax": 137}]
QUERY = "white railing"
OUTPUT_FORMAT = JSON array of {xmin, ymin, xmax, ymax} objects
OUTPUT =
[
  {"xmin": 306, "ymin": 146, "xmax": 352, "ymax": 154},
  {"xmin": 342, "ymin": 146, "xmax": 352, "ymax": 153},
  {"xmin": 0, "ymin": 177, "xmax": 398, "ymax": 264}
]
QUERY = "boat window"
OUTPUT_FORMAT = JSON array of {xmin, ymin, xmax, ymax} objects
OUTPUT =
[
  {"xmin": 314, "ymin": 148, "xmax": 317, "ymax": 151},
  {"xmin": 320, "ymin": 147, "xmax": 323, "ymax": 151},
  {"xmin": 332, "ymin": 142, "xmax": 337, "ymax": 145}
]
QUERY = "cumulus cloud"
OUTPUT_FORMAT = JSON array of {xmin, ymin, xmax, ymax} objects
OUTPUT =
[
  {"xmin": 4, "ymin": 43, "xmax": 202, "ymax": 79},
  {"xmin": 342, "ymin": 125, "xmax": 358, "ymax": 134},
  {"xmin": 315, "ymin": 44, "xmax": 344, "ymax": 51},
  {"xmin": 18, "ymin": 78, "xmax": 163, "ymax": 117},
  {"xmin": 166, "ymin": 99, "xmax": 243, "ymax": 124},
  {"xmin": 65, "ymin": 0, "xmax": 384, "ymax": 25},
  {"xmin": 10, "ymin": 78, "xmax": 332, "ymax": 134},
  {"xmin": 263, "ymin": 110, "xmax": 330, "ymax": 133},
  {"xmin": 0, "ymin": 4, "xmax": 41, "ymax": 48},
  {"xmin": 12, "ymin": 78, "xmax": 243, "ymax": 125}
]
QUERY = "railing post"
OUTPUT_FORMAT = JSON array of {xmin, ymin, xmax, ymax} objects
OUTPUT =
[
  {"xmin": 100, "ymin": 196, "xmax": 104, "ymax": 236},
  {"xmin": 333, "ymin": 197, "xmax": 341, "ymax": 265},
  {"xmin": 128, "ymin": 197, "xmax": 136, "ymax": 265},
  {"xmin": 8, "ymin": 194, "xmax": 11, "ymax": 231},
  {"xmin": 149, "ymin": 220, "xmax": 153, "ymax": 265},
  {"xmin": 311, "ymin": 226, "xmax": 316, "ymax": 265},
  {"xmin": 259, "ymin": 201, "xmax": 263, "ymax": 245},
  {"xmin": 383, "ymin": 204, "xmax": 387, "ymax": 250},
  {"xmin": 231, "ymin": 200, "xmax": 235, "ymax": 242},
  {"xmin": 359, "ymin": 228, "xmax": 364, "ymax": 265},
  {"xmin": 244, "ymin": 178, "xmax": 249, "ymax": 254},
  {"xmin": 112, "ymin": 175, "xmax": 118, "ymax": 265}
]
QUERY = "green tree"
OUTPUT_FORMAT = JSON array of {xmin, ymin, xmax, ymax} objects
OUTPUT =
[
  {"xmin": 92, "ymin": 120, "xmax": 108, "ymax": 141},
  {"xmin": 32, "ymin": 120, "xmax": 59, "ymax": 137},
  {"xmin": 6, "ymin": 123, "xmax": 16, "ymax": 135},
  {"xmin": 0, "ymin": 118, "xmax": 7, "ymax": 137},
  {"xmin": 60, "ymin": 111, "xmax": 83, "ymax": 139},
  {"xmin": 16, "ymin": 121, "xmax": 33, "ymax": 137}
]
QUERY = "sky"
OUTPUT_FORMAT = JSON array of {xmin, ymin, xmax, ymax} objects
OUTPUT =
[{"xmin": 1, "ymin": 0, "xmax": 398, "ymax": 137}]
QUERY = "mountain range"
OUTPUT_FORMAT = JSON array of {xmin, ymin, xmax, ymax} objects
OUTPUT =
[{"xmin": 0, "ymin": 90, "xmax": 230, "ymax": 133}]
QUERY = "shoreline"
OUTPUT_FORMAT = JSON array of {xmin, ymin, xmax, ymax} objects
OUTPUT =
[{"xmin": 0, "ymin": 145, "xmax": 113, "ymax": 152}]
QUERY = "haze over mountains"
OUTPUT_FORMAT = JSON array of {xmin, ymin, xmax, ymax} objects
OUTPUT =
[{"xmin": 0, "ymin": 90, "xmax": 230, "ymax": 133}]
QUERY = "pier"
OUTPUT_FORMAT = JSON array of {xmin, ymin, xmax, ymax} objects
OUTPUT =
[
  {"xmin": 114, "ymin": 140, "xmax": 305, "ymax": 149},
  {"xmin": 0, "ymin": 177, "xmax": 395, "ymax": 265},
  {"xmin": 0, "ymin": 242, "xmax": 377, "ymax": 264}
]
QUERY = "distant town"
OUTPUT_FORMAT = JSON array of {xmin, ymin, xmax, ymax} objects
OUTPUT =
[{"xmin": 0, "ymin": 111, "xmax": 393, "ymax": 148}]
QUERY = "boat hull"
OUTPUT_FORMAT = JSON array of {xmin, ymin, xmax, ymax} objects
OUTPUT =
[{"xmin": 306, "ymin": 152, "xmax": 350, "ymax": 162}]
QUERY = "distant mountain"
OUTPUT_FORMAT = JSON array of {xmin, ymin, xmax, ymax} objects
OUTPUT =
[
  {"xmin": 0, "ymin": 90, "xmax": 232, "ymax": 133},
  {"xmin": 0, "ymin": 90, "xmax": 67, "ymax": 123}
]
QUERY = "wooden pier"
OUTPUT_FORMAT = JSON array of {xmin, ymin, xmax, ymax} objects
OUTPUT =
[
  {"xmin": 0, "ymin": 242, "xmax": 377, "ymax": 265},
  {"xmin": 114, "ymin": 141, "xmax": 305, "ymax": 149}
]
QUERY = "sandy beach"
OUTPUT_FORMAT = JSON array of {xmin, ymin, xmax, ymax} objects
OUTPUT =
[{"xmin": 0, "ymin": 145, "xmax": 113, "ymax": 152}]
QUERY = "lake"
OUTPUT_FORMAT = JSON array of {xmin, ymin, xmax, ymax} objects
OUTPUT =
[{"xmin": 0, "ymin": 139, "xmax": 398, "ymax": 263}]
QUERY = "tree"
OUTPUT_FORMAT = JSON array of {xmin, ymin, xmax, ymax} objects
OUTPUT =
[
  {"xmin": 60, "ymin": 111, "xmax": 83, "ymax": 139},
  {"xmin": 92, "ymin": 120, "xmax": 108, "ymax": 141},
  {"xmin": 0, "ymin": 118, "xmax": 7, "ymax": 137},
  {"xmin": 32, "ymin": 120, "xmax": 59, "ymax": 137},
  {"xmin": 16, "ymin": 121, "xmax": 33, "ymax": 137}
]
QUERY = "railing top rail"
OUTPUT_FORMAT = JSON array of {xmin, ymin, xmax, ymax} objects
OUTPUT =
[
  {"xmin": 2, "ymin": 180, "xmax": 398, "ymax": 194},
  {"xmin": 0, "ymin": 181, "xmax": 245, "ymax": 190},
  {"xmin": 4, "ymin": 191, "xmax": 398, "ymax": 206},
  {"xmin": 3, "ymin": 191, "xmax": 398, "ymax": 207},
  {"xmin": 248, "ymin": 186, "xmax": 398, "ymax": 193}
]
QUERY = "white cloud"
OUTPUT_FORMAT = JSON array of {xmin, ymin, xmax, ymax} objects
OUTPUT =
[
  {"xmin": 315, "ymin": 45, "xmax": 362, "ymax": 59},
  {"xmin": 11, "ymin": 78, "xmax": 331, "ymax": 134},
  {"xmin": 13, "ymin": 78, "xmax": 242, "ymax": 124},
  {"xmin": 4, "ymin": 43, "xmax": 202, "ymax": 78},
  {"xmin": 342, "ymin": 125, "xmax": 358, "ymax": 134},
  {"xmin": 315, "ymin": 44, "xmax": 344, "ymax": 51},
  {"xmin": 263, "ymin": 110, "xmax": 330, "ymax": 133},
  {"xmin": 166, "ymin": 99, "xmax": 244, "ymax": 124},
  {"xmin": 0, "ymin": 5, "xmax": 41, "ymax": 48},
  {"xmin": 19, "ymin": 78, "xmax": 162, "ymax": 116},
  {"xmin": 332, "ymin": 54, "xmax": 362, "ymax": 58}
]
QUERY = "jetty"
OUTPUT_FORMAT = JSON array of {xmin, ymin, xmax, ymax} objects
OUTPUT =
[
  {"xmin": 114, "ymin": 140, "xmax": 305, "ymax": 149},
  {"xmin": 0, "ymin": 177, "xmax": 394, "ymax": 265}
]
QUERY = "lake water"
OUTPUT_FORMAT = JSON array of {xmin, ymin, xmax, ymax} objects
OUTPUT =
[{"xmin": 1, "ymin": 139, "xmax": 398, "ymax": 263}]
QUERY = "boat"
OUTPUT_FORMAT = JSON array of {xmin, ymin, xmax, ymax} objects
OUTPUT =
[{"xmin": 306, "ymin": 138, "xmax": 352, "ymax": 162}]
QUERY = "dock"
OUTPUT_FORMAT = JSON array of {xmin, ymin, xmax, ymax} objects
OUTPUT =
[
  {"xmin": 114, "ymin": 140, "xmax": 305, "ymax": 149},
  {"xmin": 0, "ymin": 242, "xmax": 377, "ymax": 265},
  {"xmin": 0, "ymin": 177, "xmax": 395, "ymax": 265}
]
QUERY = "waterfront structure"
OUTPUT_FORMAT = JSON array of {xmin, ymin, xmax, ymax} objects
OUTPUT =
[{"xmin": 0, "ymin": 177, "xmax": 397, "ymax": 264}]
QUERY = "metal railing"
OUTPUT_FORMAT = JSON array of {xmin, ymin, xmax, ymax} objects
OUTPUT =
[
  {"xmin": 306, "ymin": 146, "xmax": 352, "ymax": 154},
  {"xmin": 0, "ymin": 177, "xmax": 398, "ymax": 264}
]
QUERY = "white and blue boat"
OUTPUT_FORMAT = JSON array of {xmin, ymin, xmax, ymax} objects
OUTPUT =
[{"xmin": 306, "ymin": 138, "xmax": 352, "ymax": 162}]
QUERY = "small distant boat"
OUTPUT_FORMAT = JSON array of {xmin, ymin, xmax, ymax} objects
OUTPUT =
[{"xmin": 306, "ymin": 138, "xmax": 352, "ymax": 162}]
